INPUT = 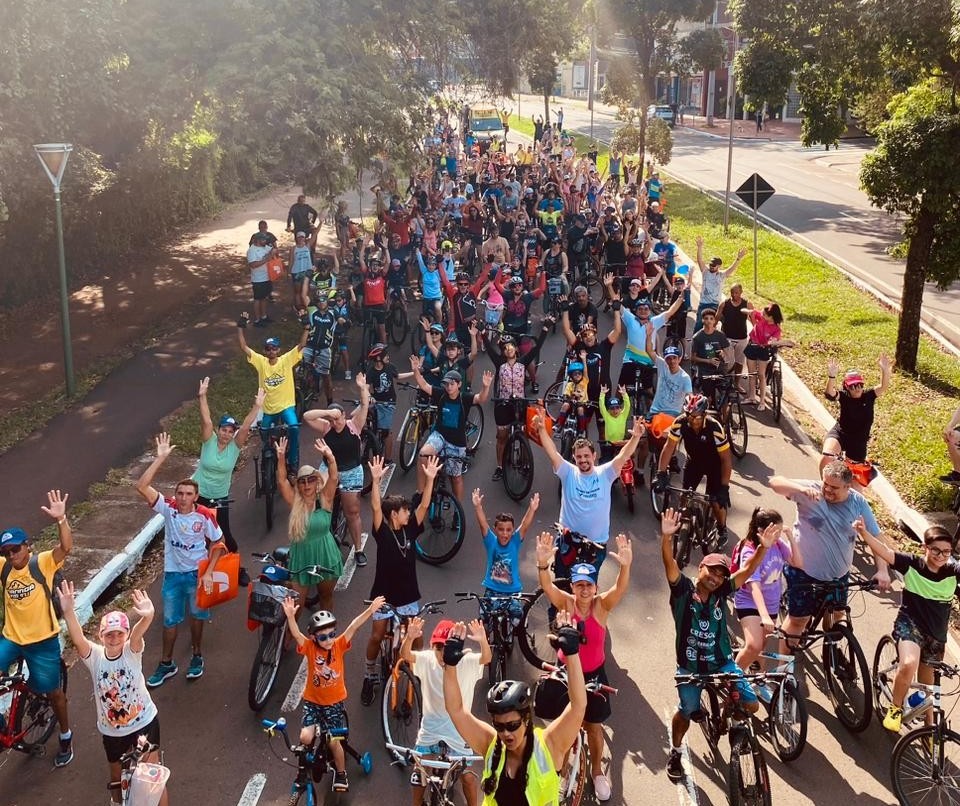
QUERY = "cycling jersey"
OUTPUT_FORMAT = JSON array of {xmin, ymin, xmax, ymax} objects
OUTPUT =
[
  {"xmin": 363, "ymin": 273, "xmax": 387, "ymax": 307},
  {"xmin": 667, "ymin": 412, "xmax": 729, "ymax": 465},
  {"xmin": 307, "ymin": 307, "xmax": 338, "ymax": 350}
]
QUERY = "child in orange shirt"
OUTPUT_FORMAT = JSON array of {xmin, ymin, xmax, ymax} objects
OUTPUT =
[{"xmin": 281, "ymin": 594, "xmax": 385, "ymax": 792}]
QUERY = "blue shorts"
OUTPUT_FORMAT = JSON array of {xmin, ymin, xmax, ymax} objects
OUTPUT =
[
  {"xmin": 0, "ymin": 635, "xmax": 64, "ymax": 694},
  {"xmin": 676, "ymin": 660, "xmax": 757, "ymax": 718},
  {"xmin": 338, "ymin": 464, "xmax": 365, "ymax": 493},
  {"xmin": 784, "ymin": 565, "xmax": 849, "ymax": 618},
  {"xmin": 161, "ymin": 570, "xmax": 210, "ymax": 628},
  {"xmin": 292, "ymin": 271, "xmax": 311, "ymax": 285},
  {"xmin": 303, "ymin": 700, "xmax": 347, "ymax": 734},
  {"xmin": 375, "ymin": 402, "xmax": 396, "ymax": 431},
  {"xmin": 373, "ymin": 601, "xmax": 419, "ymax": 622}
]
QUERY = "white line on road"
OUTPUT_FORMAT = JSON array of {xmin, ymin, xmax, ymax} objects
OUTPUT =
[
  {"xmin": 282, "ymin": 658, "xmax": 308, "ymax": 713},
  {"xmin": 237, "ymin": 773, "xmax": 267, "ymax": 806},
  {"xmin": 335, "ymin": 531, "xmax": 369, "ymax": 592},
  {"xmin": 663, "ymin": 706, "xmax": 700, "ymax": 805}
]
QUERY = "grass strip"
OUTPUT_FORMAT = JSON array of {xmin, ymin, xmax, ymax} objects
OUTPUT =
[
  {"xmin": 664, "ymin": 181, "xmax": 960, "ymax": 512},
  {"xmin": 509, "ymin": 115, "xmax": 610, "ymax": 177}
]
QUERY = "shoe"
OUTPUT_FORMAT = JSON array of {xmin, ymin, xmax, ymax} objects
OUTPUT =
[
  {"xmin": 636, "ymin": 475, "xmax": 645, "ymax": 488},
  {"xmin": 883, "ymin": 705, "xmax": 903, "ymax": 732},
  {"xmin": 186, "ymin": 654, "xmax": 204, "ymax": 680},
  {"xmin": 593, "ymin": 773, "xmax": 612, "ymax": 801},
  {"xmin": 552, "ymin": 424, "xmax": 562, "ymax": 436},
  {"xmin": 332, "ymin": 770, "xmax": 349, "ymax": 792},
  {"xmin": 492, "ymin": 467, "xmax": 504, "ymax": 481},
  {"xmin": 54, "ymin": 737, "xmax": 73, "ymax": 767},
  {"xmin": 261, "ymin": 316, "xmax": 274, "ymax": 324},
  {"xmin": 757, "ymin": 403, "xmax": 768, "ymax": 412},
  {"xmin": 355, "ymin": 551, "xmax": 368, "ymax": 567},
  {"xmin": 360, "ymin": 676, "xmax": 377, "ymax": 706},
  {"xmin": 666, "ymin": 749, "xmax": 684, "ymax": 782},
  {"xmin": 344, "ymin": 370, "xmax": 352, "ymax": 380},
  {"xmin": 531, "ymin": 382, "xmax": 540, "ymax": 393},
  {"xmin": 939, "ymin": 471, "xmax": 960, "ymax": 483},
  {"xmin": 252, "ymin": 319, "xmax": 267, "ymax": 328},
  {"xmin": 715, "ymin": 526, "xmax": 729, "ymax": 549},
  {"xmin": 668, "ymin": 456, "xmax": 681, "ymax": 473},
  {"xmin": 238, "ymin": 567, "xmax": 251, "ymax": 587},
  {"xmin": 147, "ymin": 660, "xmax": 178, "ymax": 688}
]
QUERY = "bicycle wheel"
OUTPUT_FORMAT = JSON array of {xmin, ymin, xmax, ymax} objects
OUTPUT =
[
  {"xmin": 890, "ymin": 724, "xmax": 960, "ymax": 805},
  {"xmin": 672, "ymin": 521, "xmax": 693, "ymax": 569},
  {"xmin": 360, "ymin": 429, "xmax": 383, "ymax": 495},
  {"xmin": 503, "ymin": 431, "xmax": 535, "ymax": 502},
  {"xmin": 649, "ymin": 453, "xmax": 671, "ymax": 517},
  {"xmin": 294, "ymin": 365, "xmax": 316, "ymax": 421},
  {"xmin": 261, "ymin": 452, "xmax": 278, "ymax": 532},
  {"xmin": 697, "ymin": 685, "xmax": 721, "ymax": 759},
  {"xmin": 822, "ymin": 622, "xmax": 872, "ymax": 732},
  {"xmin": 726, "ymin": 401, "xmax": 749, "ymax": 458},
  {"xmin": 488, "ymin": 644, "xmax": 508, "ymax": 687},
  {"xmin": 728, "ymin": 733, "xmax": 772, "ymax": 806},
  {"xmin": 16, "ymin": 662, "xmax": 67, "ymax": 747},
  {"xmin": 518, "ymin": 587, "xmax": 559, "ymax": 670},
  {"xmin": 768, "ymin": 678, "xmax": 808, "ymax": 762},
  {"xmin": 771, "ymin": 367, "xmax": 783, "ymax": 423},
  {"xmin": 331, "ymin": 494, "xmax": 351, "ymax": 563},
  {"xmin": 286, "ymin": 782, "xmax": 316, "ymax": 806},
  {"xmin": 465, "ymin": 403, "xmax": 484, "ymax": 452},
  {"xmin": 389, "ymin": 303, "xmax": 409, "ymax": 346},
  {"xmin": 416, "ymin": 489, "xmax": 465, "ymax": 565},
  {"xmin": 873, "ymin": 633, "xmax": 899, "ymax": 725},
  {"xmin": 398, "ymin": 411, "xmax": 421, "ymax": 472},
  {"xmin": 558, "ymin": 730, "xmax": 588, "ymax": 805},
  {"xmin": 382, "ymin": 664, "xmax": 423, "ymax": 762},
  {"xmin": 248, "ymin": 623, "xmax": 284, "ymax": 711},
  {"xmin": 624, "ymin": 481, "xmax": 635, "ymax": 514},
  {"xmin": 543, "ymin": 381, "xmax": 566, "ymax": 421}
]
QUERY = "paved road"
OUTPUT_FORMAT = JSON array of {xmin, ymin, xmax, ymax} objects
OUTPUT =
[
  {"xmin": 551, "ymin": 99, "xmax": 960, "ymax": 352},
  {"xmin": 3, "ymin": 320, "xmax": 928, "ymax": 805}
]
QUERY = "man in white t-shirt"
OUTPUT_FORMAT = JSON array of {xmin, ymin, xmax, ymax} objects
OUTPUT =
[
  {"xmin": 531, "ymin": 415, "xmax": 644, "ymax": 579},
  {"xmin": 401, "ymin": 617, "xmax": 491, "ymax": 806}
]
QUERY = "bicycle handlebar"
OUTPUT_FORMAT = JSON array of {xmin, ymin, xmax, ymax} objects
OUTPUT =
[
  {"xmin": 541, "ymin": 662, "xmax": 619, "ymax": 694},
  {"xmin": 250, "ymin": 553, "xmax": 335, "ymax": 579},
  {"xmin": 384, "ymin": 742, "xmax": 483, "ymax": 768},
  {"xmin": 674, "ymin": 671, "xmax": 787, "ymax": 687},
  {"xmin": 363, "ymin": 599, "xmax": 447, "ymax": 614},
  {"xmin": 554, "ymin": 526, "xmax": 606, "ymax": 552}
]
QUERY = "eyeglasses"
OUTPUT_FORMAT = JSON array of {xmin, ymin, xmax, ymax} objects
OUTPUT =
[
  {"xmin": 927, "ymin": 546, "xmax": 953, "ymax": 558},
  {"xmin": 492, "ymin": 718, "xmax": 524, "ymax": 734},
  {"xmin": 0, "ymin": 546, "xmax": 24, "ymax": 558},
  {"xmin": 314, "ymin": 629, "xmax": 337, "ymax": 641}
]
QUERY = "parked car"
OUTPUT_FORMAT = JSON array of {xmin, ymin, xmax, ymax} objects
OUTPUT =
[{"xmin": 647, "ymin": 104, "xmax": 676, "ymax": 128}]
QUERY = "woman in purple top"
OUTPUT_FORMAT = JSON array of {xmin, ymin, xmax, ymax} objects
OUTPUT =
[{"xmin": 733, "ymin": 508, "xmax": 802, "ymax": 671}]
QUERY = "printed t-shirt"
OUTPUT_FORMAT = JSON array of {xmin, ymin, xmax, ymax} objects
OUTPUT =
[
  {"xmin": 300, "ymin": 634, "xmax": 351, "ymax": 706},
  {"xmin": 891, "ymin": 552, "xmax": 960, "ymax": 643},
  {"xmin": 556, "ymin": 462, "xmax": 617, "ymax": 545},
  {"xmin": 247, "ymin": 347, "xmax": 302, "ymax": 414},
  {"xmin": 80, "ymin": 642, "xmax": 158, "ymax": 737},
  {"xmin": 0, "ymin": 550, "xmax": 62, "ymax": 644},
  {"xmin": 152, "ymin": 496, "xmax": 222, "ymax": 573},
  {"xmin": 483, "ymin": 530, "xmax": 523, "ymax": 593},
  {"xmin": 670, "ymin": 573, "xmax": 737, "ymax": 672}
]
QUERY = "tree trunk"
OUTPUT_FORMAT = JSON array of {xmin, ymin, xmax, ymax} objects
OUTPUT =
[
  {"xmin": 543, "ymin": 94, "xmax": 551, "ymax": 126},
  {"xmin": 895, "ymin": 207, "xmax": 936, "ymax": 374}
]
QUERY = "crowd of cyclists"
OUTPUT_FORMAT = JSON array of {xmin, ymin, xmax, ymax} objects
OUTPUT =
[{"xmin": 2, "ymin": 101, "xmax": 960, "ymax": 806}]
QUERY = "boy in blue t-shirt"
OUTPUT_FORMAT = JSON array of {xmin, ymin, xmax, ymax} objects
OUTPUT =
[{"xmin": 471, "ymin": 489, "xmax": 540, "ymax": 622}]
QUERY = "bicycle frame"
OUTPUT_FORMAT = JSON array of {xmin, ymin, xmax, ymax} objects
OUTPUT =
[
  {"xmin": 0, "ymin": 668, "xmax": 51, "ymax": 755},
  {"xmin": 385, "ymin": 742, "xmax": 482, "ymax": 805}
]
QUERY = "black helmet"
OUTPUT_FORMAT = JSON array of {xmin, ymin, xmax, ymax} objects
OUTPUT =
[
  {"xmin": 487, "ymin": 680, "xmax": 531, "ymax": 715},
  {"xmin": 367, "ymin": 343, "xmax": 387, "ymax": 360},
  {"xmin": 309, "ymin": 610, "xmax": 336, "ymax": 634},
  {"xmin": 455, "ymin": 271, "xmax": 471, "ymax": 283}
]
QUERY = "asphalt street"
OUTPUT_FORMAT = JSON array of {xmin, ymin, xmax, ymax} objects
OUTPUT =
[{"xmin": 1, "ymin": 319, "xmax": 924, "ymax": 805}]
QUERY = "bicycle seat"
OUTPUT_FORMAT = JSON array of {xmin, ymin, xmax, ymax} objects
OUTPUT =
[
  {"xmin": 328, "ymin": 726, "xmax": 349, "ymax": 739},
  {"xmin": 272, "ymin": 546, "xmax": 291, "ymax": 566}
]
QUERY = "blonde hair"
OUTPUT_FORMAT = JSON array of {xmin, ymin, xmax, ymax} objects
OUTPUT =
[{"xmin": 288, "ymin": 471, "xmax": 326, "ymax": 542}]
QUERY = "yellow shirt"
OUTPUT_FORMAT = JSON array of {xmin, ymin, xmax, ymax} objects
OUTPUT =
[
  {"xmin": 247, "ymin": 347, "xmax": 302, "ymax": 414},
  {"xmin": 1, "ymin": 550, "xmax": 62, "ymax": 644}
]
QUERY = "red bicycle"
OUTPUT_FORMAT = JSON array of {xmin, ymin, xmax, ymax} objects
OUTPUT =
[{"xmin": 0, "ymin": 659, "xmax": 68, "ymax": 758}]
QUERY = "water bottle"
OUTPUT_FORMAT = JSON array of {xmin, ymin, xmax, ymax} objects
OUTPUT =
[{"xmin": 908, "ymin": 690, "xmax": 927, "ymax": 709}]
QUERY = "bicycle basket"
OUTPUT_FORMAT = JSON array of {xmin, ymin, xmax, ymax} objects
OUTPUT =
[
  {"xmin": 129, "ymin": 763, "xmax": 171, "ymax": 806},
  {"xmin": 249, "ymin": 581, "xmax": 289, "ymax": 626}
]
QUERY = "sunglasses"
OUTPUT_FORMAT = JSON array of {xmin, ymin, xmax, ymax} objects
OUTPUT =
[
  {"xmin": 0, "ymin": 546, "xmax": 24, "ymax": 558},
  {"xmin": 314, "ymin": 629, "xmax": 337, "ymax": 642},
  {"xmin": 845, "ymin": 383, "xmax": 864, "ymax": 390},
  {"xmin": 492, "ymin": 718, "xmax": 524, "ymax": 734},
  {"xmin": 297, "ymin": 476, "xmax": 319, "ymax": 485}
]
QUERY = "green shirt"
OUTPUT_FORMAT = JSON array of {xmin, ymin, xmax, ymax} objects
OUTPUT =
[
  {"xmin": 599, "ymin": 394, "xmax": 632, "ymax": 443},
  {"xmin": 192, "ymin": 434, "xmax": 241, "ymax": 499}
]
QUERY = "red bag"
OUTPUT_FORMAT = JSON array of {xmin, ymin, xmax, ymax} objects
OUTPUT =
[
  {"xmin": 195, "ymin": 550, "xmax": 239, "ymax": 609},
  {"xmin": 525, "ymin": 402, "xmax": 554, "ymax": 447},
  {"xmin": 267, "ymin": 256, "xmax": 285, "ymax": 282}
]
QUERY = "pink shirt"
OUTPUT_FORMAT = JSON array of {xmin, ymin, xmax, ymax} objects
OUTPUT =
[{"xmin": 748, "ymin": 310, "xmax": 782, "ymax": 346}]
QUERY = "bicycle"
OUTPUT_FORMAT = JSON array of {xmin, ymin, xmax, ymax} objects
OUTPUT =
[
  {"xmin": 253, "ymin": 424, "xmax": 289, "ymax": 531},
  {"xmin": 416, "ymin": 452, "xmax": 468, "ymax": 565},
  {"xmin": 379, "ymin": 599, "xmax": 446, "ymax": 764},
  {"xmin": 646, "ymin": 417, "xmax": 683, "ymax": 517},
  {"xmin": 396, "ymin": 382, "xmax": 438, "ymax": 473},
  {"xmin": 778, "ymin": 576, "xmax": 877, "ymax": 733},
  {"xmin": 262, "ymin": 715, "xmax": 372, "ymax": 805},
  {"xmin": 750, "ymin": 630, "xmax": 809, "ymax": 762},
  {"xmin": 246, "ymin": 550, "xmax": 334, "ymax": 711},
  {"xmin": 675, "ymin": 669, "xmax": 781, "ymax": 806},
  {"xmin": 456, "ymin": 591, "xmax": 533, "ymax": 686},
  {"xmin": 386, "ymin": 741, "xmax": 482, "ymax": 805},
  {"xmin": 518, "ymin": 529, "xmax": 606, "ymax": 670},
  {"xmin": 543, "ymin": 275, "xmax": 567, "ymax": 327},
  {"xmin": 294, "ymin": 358, "xmax": 319, "ymax": 421},
  {"xmin": 496, "ymin": 397, "xmax": 538, "ymax": 501},
  {"xmin": 109, "ymin": 735, "xmax": 170, "ymax": 805},
  {"xmin": 660, "ymin": 484, "xmax": 721, "ymax": 569},
  {"xmin": 702, "ymin": 372, "xmax": 748, "ymax": 459},
  {"xmin": 761, "ymin": 345, "xmax": 789, "ymax": 423},
  {"xmin": 388, "ymin": 287, "xmax": 410, "ymax": 346},
  {"xmin": 875, "ymin": 647, "xmax": 960, "ymax": 804},
  {"xmin": 601, "ymin": 440, "xmax": 638, "ymax": 514},
  {"xmin": 0, "ymin": 658, "xmax": 68, "ymax": 759}
]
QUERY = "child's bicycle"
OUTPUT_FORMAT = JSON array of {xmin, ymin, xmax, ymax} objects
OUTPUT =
[
  {"xmin": 0, "ymin": 657, "xmax": 67, "ymax": 759},
  {"xmin": 109, "ymin": 735, "xmax": 170, "ymax": 805},
  {"xmin": 456, "ymin": 591, "xmax": 534, "ymax": 686},
  {"xmin": 385, "ymin": 741, "xmax": 483, "ymax": 805},
  {"xmin": 262, "ymin": 715, "xmax": 373, "ymax": 805},
  {"xmin": 416, "ymin": 451, "xmax": 468, "ymax": 566}
]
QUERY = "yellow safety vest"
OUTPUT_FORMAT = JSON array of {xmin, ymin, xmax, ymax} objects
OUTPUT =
[{"xmin": 481, "ymin": 727, "xmax": 560, "ymax": 806}]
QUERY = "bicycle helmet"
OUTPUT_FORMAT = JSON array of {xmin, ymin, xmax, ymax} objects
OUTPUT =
[
  {"xmin": 509, "ymin": 276, "xmax": 524, "ymax": 287},
  {"xmin": 683, "ymin": 393, "xmax": 709, "ymax": 416},
  {"xmin": 327, "ymin": 289, "xmax": 339, "ymax": 301},
  {"xmin": 455, "ymin": 271, "xmax": 471, "ymax": 283},
  {"xmin": 499, "ymin": 334, "xmax": 516, "ymax": 346},
  {"xmin": 429, "ymin": 322, "xmax": 445, "ymax": 334},
  {"xmin": 441, "ymin": 240, "xmax": 455, "ymax": 251},
  {"xmin": 629, "ymin": 237, "xmax": 643, "ymax": 246},
  {"xmin": 568, "ymin": 361, "xmax": 585, "ymax": 374},
  {"xmin": 309, "ymin": 610, "xmax": 337, "ymax": 634},
  {"xmin": 487, "ymin": 680, "xmax": 532, "ymax": 715},
  {"xmin": 368, "ymin": 343, "xmax": 387, "ymax": 360}
]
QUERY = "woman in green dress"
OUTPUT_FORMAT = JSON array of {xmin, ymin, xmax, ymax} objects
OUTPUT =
[{"xmin": 276, "ymin": 436, "xmax": 344, "ymax": 611}]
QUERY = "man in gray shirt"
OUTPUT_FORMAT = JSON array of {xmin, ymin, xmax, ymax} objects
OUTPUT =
[{"xmin": 771, "ymin": 461, "xmax": 890, "ymax": 651}]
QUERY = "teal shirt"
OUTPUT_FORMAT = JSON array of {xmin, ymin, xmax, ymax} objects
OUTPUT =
[{"xmin": 192, "ymin": 434, "xmax": 241, "ymax": 499}]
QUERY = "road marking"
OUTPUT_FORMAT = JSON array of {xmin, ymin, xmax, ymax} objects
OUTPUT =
[
  {"xmin": 282, "ymin": 658, "xmax": 308, "ymax": 712},
  {"xmin": 663, "ymin": 706, "xmax": 700, "ymax": 805},
  {"xmin": 237, "ymin": 773, "xmax": 267, "ymax": 806}
]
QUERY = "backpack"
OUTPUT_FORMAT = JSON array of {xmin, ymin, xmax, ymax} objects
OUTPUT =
[
  {"xmin": 0, "ymin": 554, "xmax": 66, "ymax": 633},
  {"xmin": 728, "ymin": 538, "xmax": 749, "ymax": 576}
]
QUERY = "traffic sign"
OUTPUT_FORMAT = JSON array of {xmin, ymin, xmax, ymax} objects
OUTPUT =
[{"xmin": 735, "ymin": 174, "xmax": 775, "ymax": 210}]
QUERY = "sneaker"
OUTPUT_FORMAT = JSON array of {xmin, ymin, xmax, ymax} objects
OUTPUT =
[
  {"xmin": 54, "ymin": 737, "xmax": 73, "ymax": 767},
  {"xmin": 492, "ymin": 466, "xmax": 504, "ymax": 481},
  {"xmin": 715, "ymin": 525, "xmax": 729, "ymax": 549},
  {"xmin": 883, "ymin": 705, "xmax": 904, "ymax": 732},
  {"xmin": 939, "ymin": 471, "xmax": 960, "ymax": 484},
  {"xmin": 146, "ymin": 660, "xmax": 178, "ymax": 688},
  {"xmin": 186, "ymin": 654, "xmax": 204, "ymax": 680},
  {"xmin": 531, "ymin": 382, "xmax": 540, "ymax": 393},
  {"xmin": 238, "ymin": 567, "xmax": 251, "ymax": 587},
  {"xmin": 344, "ymin": 370, "xmax": 352, "ymax": 380},
  {"xmin": 252, "ymin": 319, "xmax": 267, "ymax": 328},
  {"xmin": 593, "ymin": 773, "xmax": 612, "ymax": 801},
  {"xmin": 360, "ymin": 676, "xmax": 377, "ymax": 707},
  {"xmin": 355, "ymin": 551, "xmax": 368, "ymax": 567},
  {"xmin": 332, "ymin": 770, "xmax": 349, "ymax": 792},
  {"xmin": 666, "ymin": 749, "xmax": 684, "ymax": 783}
]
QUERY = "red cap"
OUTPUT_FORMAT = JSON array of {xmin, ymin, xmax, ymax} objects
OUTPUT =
[
  {"xmin": 431, "ymin": 619, "xmax": 456, "ymax": 645},
  {"xmin": 842, "ymin": 370, "xmax": 865, "ymax": 387},
  {"xmin": 699, "ymin": 553, "xmax": 731, "ymax": 577}
]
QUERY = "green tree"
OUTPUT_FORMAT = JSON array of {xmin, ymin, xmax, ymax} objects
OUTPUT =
[
  {"xmin": 734, "ymin": 39, "xmax": 794, "ymax": 113},
  {"xmin": 678, "ymin": 29, "xmax": 725, "ymax": 125},
  {"xmin": 646, "ymin": 118, "xmax": 674, "ymax": 165}
]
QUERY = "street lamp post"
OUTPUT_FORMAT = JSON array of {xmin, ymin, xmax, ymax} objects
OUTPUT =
[
  {"xmin": 722, "ymin": 31, "xmax": 738, "ymax": 233},
  {"xmin": 34, "ymin": 143, "xmax": 76, "ymax": 397},
  {"xmin": 587, "ymin": 25, "xmax": 596, "ymax": 140}
]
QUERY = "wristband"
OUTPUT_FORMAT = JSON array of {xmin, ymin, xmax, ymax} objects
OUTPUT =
[
  {"xmin": 57, "ymin": 517, "xmax": 67, "ymax": 525},
  {"xmin": 828, "ymin": 375, "xmax": 836, "ymax": 379},
  {"xmin": 537, "ymin": 565, "xmax": 550, "ymax": 571}
]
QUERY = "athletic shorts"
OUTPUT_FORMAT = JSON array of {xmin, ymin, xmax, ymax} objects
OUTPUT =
[
  {"xmin": 682, "ymin": 463, "xmax": 725, "ymax": 500},
  {"xmin": 375, "ymin": 401, "xmax": 396, "ymax": 431},
  {"xmin": 252, "ymin": 280, "xmax": 273, "ymax": 301},
  {"xmin": 102, "ymin": 715, "xmax": 161, "ymax": 764},
  {"xmin": 584, "ymin": 665, "xmax": 613, "ymax": 724},
  {"xmin": 161, "ymin": 570, "xmax": 210, "ymax": 628},
  {"xmin": 302, "ymin": 700, "xmax": 348, "ymax": 733},
  {"xmin": 292, "ymin": 271, "xmax": 311, "ymax": 286},
  {"xmin": 893, "ymin": 611, "xmax": 946, "ymax": 665},
  {"xmin": 302, "ymin": 346, "xmax": 332, "ymax": 376},
  {"xmin": 364, "ymin": 306, "xmax": 387, "ymax": 325},
  {"xmin": 825, "ymin": 424, "xmax": 868, "ymax": 464}
]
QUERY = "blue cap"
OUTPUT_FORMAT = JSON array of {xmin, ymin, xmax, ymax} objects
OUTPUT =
[
  {"xmin": 218, "ymin": 415, "xmax": 238, "ymax": 429},
  {"xmin": 607, "ymin": 397, "xmax": 622, "ymax": 408},
  {"xmin": 0, "ymin": 528, "xmax": 29, "ymax": 549},
  {"xmin": 264, "ymin": 337, "xmax": 281, "ymax": 349},
  {"xmin": 664, "ymin": 345, "xmax": 682, "ymax": 358},
  {"xmin": 570, "ymin": 563, "xmax": 597, "ymax": 584}
]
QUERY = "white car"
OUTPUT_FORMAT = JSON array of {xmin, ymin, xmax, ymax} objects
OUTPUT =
[{"xmin": 647, "ymin": 104, "xmax": 676, "ymax": 128}]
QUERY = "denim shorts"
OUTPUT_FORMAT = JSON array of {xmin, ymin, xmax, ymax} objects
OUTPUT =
[
  {"xmin": 338, "ymin": 464, "xmax": 365, "ymax": 493},
  {"xmin": 303, "ymin": 700, "xmax": 347, "ymax": 733},
  {"xmin": 0, "ymin": 635, "xmax": 64, "ymax": 694},
  {"xmin": 161, "ymin": 570, "xmax": 210, "ymax": 628},
  {"xmin": 372, "ymin": 601, "xmax": 419, "ymax": 622},
  {"xmin": 783, "ymin": 565, "xmax": 849, "ymax": 619},
  {"xmin": 375, "ymin": 402, "xmax": 396, "ymax": 431},
  {"xmin": 676, "ymin": 660, "xmax": 758, "ymax": 718}
]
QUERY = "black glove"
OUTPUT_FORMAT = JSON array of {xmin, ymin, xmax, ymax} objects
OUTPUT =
[
  {"xmin": 299, "ymin": 312, "xmax": 311, "ymax": 328},
  {"xmin": 549, "ymin": 625, "xmax": 584, "ymax": 656},
  {"xmin": 611, "ymin": 300, "xmax": 622, "ymax": 312},
  {"xmin": 654, "ymin": 471, "xmax": 670, "ymax": 491},
  {"xmin": 237, "ymin": 313, "xmax": 249, "ymax": 329},
  {"xmin": 713, "ymin": 485, "xmax": 731, "ymax": 509},
  {"xmin": 443, "ymin": 636, "xmax": 466, "ymax": 666}
]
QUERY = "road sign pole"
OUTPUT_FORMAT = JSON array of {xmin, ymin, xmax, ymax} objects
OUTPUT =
[{"xmin": 752, "ymin": 174, "xmax": 759, "ymax": 294}]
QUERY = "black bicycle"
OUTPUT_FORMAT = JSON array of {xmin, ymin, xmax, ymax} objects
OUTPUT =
[
  {"xmin": 660, "ymin": 485, "xmax": 721, "ymax": 569},
  {"xmin": 702, "ymin": 372, "xmax": 748, "ymax": 458},
  {"xmin": 388, "ymin": 287, "xmax": 410, "ymax": 346},
  {"xmin": 416, "ymin": 452, "xmax": 467, "ymax": 565},
  {"xmin": 253, "ymin": 424, "xmax": 290, "ymax": 531},
  {"xmin": 496, "ymin": 397, "xmax": 537, "ymax": 501},
  {"xmin": 456, "ymin": 591, "xmax": 534, "ymax": 686}
]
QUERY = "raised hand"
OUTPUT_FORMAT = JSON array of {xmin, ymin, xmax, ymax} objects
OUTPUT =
[
  {"xmin": 130, "ymin": 589, "xmax": 154, "ymax": 619},
  {"xmin": 407, "ymin": 616, "xmax": 424, "ymax": 642},
  {"xmin": 155, "ymin": 433, "xmax": 174, "ymax": 460},
  {"xmin": 369, "ymin": 455, "xmax": 387, "ymax": 481},
  {"xmin": 314, "ymin": 438, "xmax": 332, "ymax": 462},
  {"xmin": 759, "ymin": 522, "xmax": 781, "ymax": 548},
  {"xmin": 736, "ymin": 247, "xmax": 748, "ymax": 260},
  {"xmin": 482, "ymin": 369, "xmax": 494, "ymax": 387},
  {"xmin": 198, "ymin": 376, "xmax": 210, "ymax": 396},
  {"xmin": 355, "ymin": 371, "xmax": 367, "ymax": 389},
  {"xmin": 466, "ymin": 618, "xmax": 487, "ymax": 644},
  {"xmin": 528, "ymin": 492, "xmax": 540, "ymax": 511},
  {"xmin": 535, "ymin": 532, "xmax": 556, "ymax": 567},
  {"xmin": 695, "ymin": 235, "xmax": 704, "ymax": 248},
  {"xmin": 878, "ymin": 353, "xmax": 891, "ymax": 373},
  {"xmin": 41, "ymin": 489, "xmax": 69, "ymax": 521},
  {"xmin": 608, "ymin": 533, "xmax": 632, "ymax": 567},
  {"xmin": 277, "ymin": 436, "xmax": 288, "ymax": 456},
  {"xmin": 471, "ymin": 488, "xmax": 484, "ymax": 507},
  {"xmin": 57, "ymin": 579, "xmax": 76, "ymax": 612},
  {"xmin": 422, "ymin": 454, "xmax": 442, "ymax": 479},
  {"xmin": 255, "ymin": 388, "xmax": 266, "ymax": 407},
  {"xmin": 827, "ymin": 357, "xmax": 840, "ymax": 377},
  {"xmin": 281, "ymin": 596, "xmax": 297, "ymax": 618},
  {"xmin": 660, "ymin": 508, "xmax": 681, "ymax": 537}
]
